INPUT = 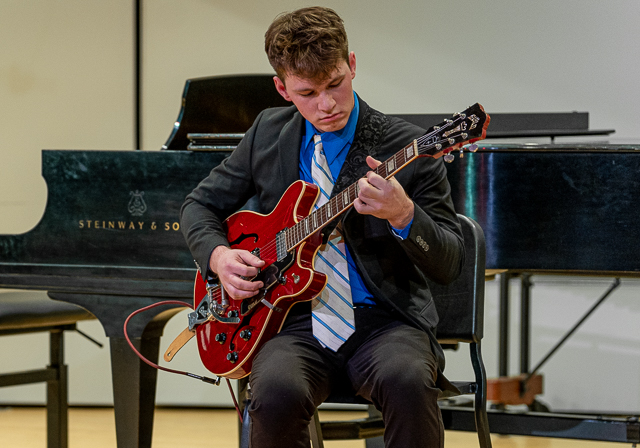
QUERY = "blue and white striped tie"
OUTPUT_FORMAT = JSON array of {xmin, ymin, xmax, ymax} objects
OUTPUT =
[{"xmin": 311, "ymin": 134, "xmax": 355, "ymax": 351}]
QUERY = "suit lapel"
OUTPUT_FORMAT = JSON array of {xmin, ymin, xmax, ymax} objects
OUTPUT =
[
  {"xmin": 320, "ymin": 99, "xmax": 390, "ymax": 238},
  {"xmin": 332, "ymin": 99, "xmax": 390, "ymax": 199},
  {"xmin": 275, "ymin": 110, "xmax": 305, "ymax": 195}
]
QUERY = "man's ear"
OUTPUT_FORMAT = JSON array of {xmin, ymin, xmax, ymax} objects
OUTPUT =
[
  {"xmin": 348, "ymin": 51, "xmax": 357, "ymax": 79},
  {"xmin": 273, "ymin": 76, "xmax": 292, "ymax": 102}
]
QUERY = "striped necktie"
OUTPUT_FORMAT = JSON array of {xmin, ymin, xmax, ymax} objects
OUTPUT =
[{"xmin": 310, "ymin": 134, "xmax": 355, "ymax": 351}]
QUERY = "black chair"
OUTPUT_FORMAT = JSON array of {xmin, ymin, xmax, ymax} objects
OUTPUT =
[
  {"xmin": 239, "ymin": 214, "xmax": 491, "ymax": 448},
  {"xmin": 0, "ymin": 291, "xmax": 95, "ymax": 448}
]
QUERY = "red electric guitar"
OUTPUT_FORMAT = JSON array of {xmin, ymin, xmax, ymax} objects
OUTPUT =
[{"xmin": 184, "ymin": 103, "xmax": 490, "ymax": 379}]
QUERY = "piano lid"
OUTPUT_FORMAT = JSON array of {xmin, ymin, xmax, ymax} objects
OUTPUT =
[{"xmin": 162, "ymin": 74, "xmax": 290, "ymax": 150}]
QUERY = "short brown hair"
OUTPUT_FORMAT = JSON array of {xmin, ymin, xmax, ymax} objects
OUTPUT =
[{"xmin": 265, "ymin": 6, "xmax": 349, "ymax": 81}]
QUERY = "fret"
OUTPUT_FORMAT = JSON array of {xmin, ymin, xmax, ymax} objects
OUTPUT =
[
  {"xmin": 386, "ymin": 158, "xmax": 395, "ymax": 174},
  {"xmin": 406, "ymin": 145, "xmax": 414, "ymax": 159}
]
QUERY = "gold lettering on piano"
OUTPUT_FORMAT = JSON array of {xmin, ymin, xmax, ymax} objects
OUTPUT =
[{"xmin": 78, "ymin": 220, "xmax": 180, "ymax": 231}]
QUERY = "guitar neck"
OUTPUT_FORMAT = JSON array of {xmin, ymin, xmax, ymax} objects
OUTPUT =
[{"xmin": 284, "ymin": 140, "xmax": 420, "ymax": 251}]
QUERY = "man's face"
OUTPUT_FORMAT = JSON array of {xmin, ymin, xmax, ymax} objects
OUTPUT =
[{"xmin": 274, "ymin": 52, "xmax": 357, "ymax": 133}]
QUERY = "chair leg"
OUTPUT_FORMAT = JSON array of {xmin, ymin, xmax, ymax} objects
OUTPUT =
[
  {"xmin": 309, "ymin": 410, "xmax": 325, "ymax": 448},
  {"xmin": 238, "ymin": 378, "xmax": 251, "ymax": 448},
  {"xmin": 47, "ymin": 329, "xmax": 68, "ymax": 448},
  {"xmin": 365, "ymin": 405, "xmax": 385, "ymax": 448},
  {"xmin": 239, "ymin": 403, "xmax": 251, "ymax": 448},
  {"xmin": 470, "ymin": 342, "xmax": 492, "ymax": 448}
]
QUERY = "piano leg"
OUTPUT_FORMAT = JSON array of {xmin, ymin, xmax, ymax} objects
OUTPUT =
[
  {"xmin": 110, "ymin": 336, "xmax": 160, "ymax": 448},
  {"xmin": 48, "ymin": 292, "xmax": 187, "ymax": 448}
]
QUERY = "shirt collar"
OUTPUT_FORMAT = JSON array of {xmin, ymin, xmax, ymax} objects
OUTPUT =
[{"xmin": 303, "ymin": 92, "xmax": 359, "ymax": 164}]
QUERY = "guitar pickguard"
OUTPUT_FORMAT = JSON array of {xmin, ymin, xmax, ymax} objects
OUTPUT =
[{"xmin": 240, "ymin": 250, "xmax": 295, "ymax": 315}]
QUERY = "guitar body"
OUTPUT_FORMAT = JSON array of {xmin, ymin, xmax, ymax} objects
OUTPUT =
[{"xmin": 194, "ymin": 180, "xmax": 327, "ymax": 379}]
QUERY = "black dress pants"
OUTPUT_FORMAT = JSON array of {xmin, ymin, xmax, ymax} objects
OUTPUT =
[{"xmin": 248, "ymin": 304, "xmax": 444, "ymax": 448}]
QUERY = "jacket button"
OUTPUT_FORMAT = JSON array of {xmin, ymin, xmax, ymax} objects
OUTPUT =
[{"xmin": 416, "ymin": 236, "xmax": 429, "ymax": 251}]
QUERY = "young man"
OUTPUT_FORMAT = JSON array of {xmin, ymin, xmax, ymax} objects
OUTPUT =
[{"xmin": 181, "ymin": 7, "xmax": 464, "ymax": 448}]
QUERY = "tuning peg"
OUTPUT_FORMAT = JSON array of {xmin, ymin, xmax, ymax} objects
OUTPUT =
[
  {"xmin": 468, "ymin": 143, "xmax": 478, "ymax": 152},
  {"xmin": 444, "ymin": 154, "xmax": 455, "ymax": 163}
]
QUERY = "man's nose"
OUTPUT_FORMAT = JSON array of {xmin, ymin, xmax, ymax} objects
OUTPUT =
[{"xmin": 318, "ymin": 92, "xmax": 336, "ymax": 111}]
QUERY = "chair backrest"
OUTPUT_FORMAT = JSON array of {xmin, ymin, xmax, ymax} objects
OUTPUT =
[
  {"xmin": 429, "ymin": 214, "xmax": 486, "ymax": 345},
  {"xmin": 162, "ymin": 74, "xmax": 290, "ymax": 150}
]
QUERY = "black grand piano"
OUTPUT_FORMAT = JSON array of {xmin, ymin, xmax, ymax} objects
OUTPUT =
[{"xmin": 1, "ymin": 74, "xmax": 639, "ymax": 446}]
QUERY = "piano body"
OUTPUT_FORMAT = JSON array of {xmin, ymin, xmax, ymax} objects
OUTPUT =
[
  {"xmin": 1, "ymin": 73, "xmax": 638, "ymax": 445},
  {"xmin": 446, "ymin": 142, "xmax": 640, "ymax": 274}
]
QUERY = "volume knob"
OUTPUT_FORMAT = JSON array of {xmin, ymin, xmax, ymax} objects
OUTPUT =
[
  {"xmin": 215, "ymin": 333, "xmax": 227, "ymax": 344},
  {"xmin": 227, "ymin": 352, "xmax": 238, "ymax": 363},
  {"xmin": 240, "ymin": 329, "xmax": 253, "ymax": 341}
]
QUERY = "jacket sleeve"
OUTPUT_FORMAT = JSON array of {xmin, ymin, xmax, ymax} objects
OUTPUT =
[
  {"xmin": 179, "ymin": 111, "xmax": 263, "ymax": 279},
  {"xmin": 385, "ymin": 119, "xmax": 465, "ymax": 285}
]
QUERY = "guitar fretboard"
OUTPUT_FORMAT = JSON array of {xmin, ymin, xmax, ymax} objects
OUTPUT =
[{"xmin": 283, "ymin": 140, "xmax": 420, "ymax": 251}]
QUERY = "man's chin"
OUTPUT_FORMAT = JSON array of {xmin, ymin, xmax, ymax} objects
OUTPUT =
[{"xmin": 315, "ymin": 117, "xmax": 347, "ymax": 133}]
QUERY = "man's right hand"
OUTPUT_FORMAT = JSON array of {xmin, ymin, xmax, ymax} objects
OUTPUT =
[{"xmin": 208, "ymin": 245, "xmax": 266, "ymax": 300}]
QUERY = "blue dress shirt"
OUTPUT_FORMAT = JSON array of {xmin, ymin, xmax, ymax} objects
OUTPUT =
[{"xmin": 299, "ymin": 94, "xmax": 412, "ymax": 306}]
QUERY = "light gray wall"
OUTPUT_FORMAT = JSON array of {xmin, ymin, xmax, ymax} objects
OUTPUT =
[{"xmin": 1, "ymin": 1, "xmax": 638, "ymax": 412}]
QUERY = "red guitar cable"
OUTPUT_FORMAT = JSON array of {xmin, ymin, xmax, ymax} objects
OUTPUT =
[{"xmin": 123, "ymin": 300, "xmax": 244, "ymax": 423}]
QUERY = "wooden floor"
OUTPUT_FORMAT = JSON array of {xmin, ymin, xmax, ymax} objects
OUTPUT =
[{"xmin": 0, "ymin": 406, "xmax": 622, "ymax": 448}]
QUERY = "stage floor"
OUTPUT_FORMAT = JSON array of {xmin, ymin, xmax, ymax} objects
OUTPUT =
[{"xmin": 0, "ymin": 406, "xmax": 623, "ymax": 448}]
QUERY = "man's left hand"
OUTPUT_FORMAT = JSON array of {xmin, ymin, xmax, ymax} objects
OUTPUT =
[{"xmin": 353, "ymin": 156, "xmax": 414, "ymax": 229}]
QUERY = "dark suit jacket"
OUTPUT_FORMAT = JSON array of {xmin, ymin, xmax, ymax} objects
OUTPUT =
[{"xmin": 180, "ymin": 96, "xmax": 464, "ymax": 371}]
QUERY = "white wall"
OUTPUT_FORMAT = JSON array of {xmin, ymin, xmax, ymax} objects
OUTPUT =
[{"xmin": 1, "ymin": 0, "xmax": 638, "ymax": 413}]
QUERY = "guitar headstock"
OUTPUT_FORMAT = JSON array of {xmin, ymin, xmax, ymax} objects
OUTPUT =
[{"xmin": 417, "ymin": 103, "xmax": 490, "ymax": 162}]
